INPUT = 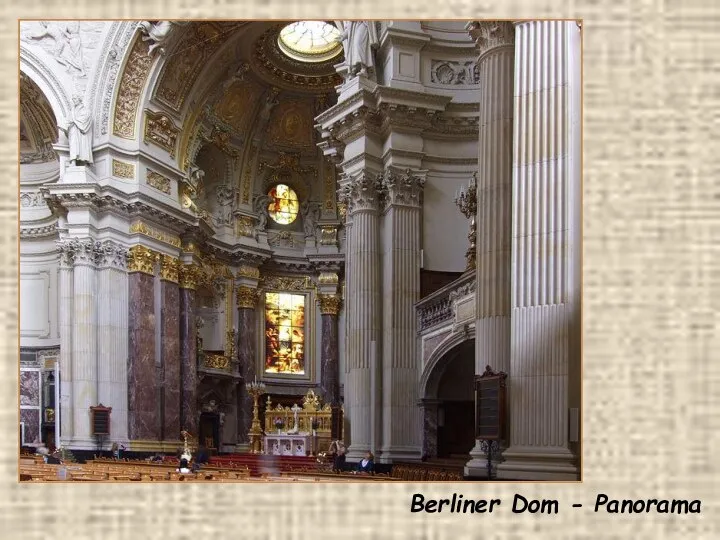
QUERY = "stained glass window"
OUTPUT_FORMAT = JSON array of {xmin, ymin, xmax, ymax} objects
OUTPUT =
[
  {"xmin": 278, "ymin": 21, "xmax": 342, "ymax": 63},
  {"xmin": 264, "ymin": 292, "xmax": 305, "ymax": 375},
  {"xmin": 267, "ymin": 183, "xmax": 299, "ymax": 225}
]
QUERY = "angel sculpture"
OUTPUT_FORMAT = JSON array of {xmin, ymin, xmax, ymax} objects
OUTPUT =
[
  {"xmin": 300, "ymin": 201, "xmax": 321, "ymax": 239},
  {"xmin": 137, "ymin": 20, "xmax": 189, "ymax": 56},
  {"xmin": 253, "ymin": 194, "xmax": 273, "ymax": 232}
]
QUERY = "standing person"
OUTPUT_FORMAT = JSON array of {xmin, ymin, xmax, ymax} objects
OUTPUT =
[{"xmin": 328, "ymin": 439, "xmax": 346, "ymax": 473}]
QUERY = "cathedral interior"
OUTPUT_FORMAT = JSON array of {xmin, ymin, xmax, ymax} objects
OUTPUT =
[{"xmin": 19, "ymin": 20, "xmax": 582, "ymax": 481}]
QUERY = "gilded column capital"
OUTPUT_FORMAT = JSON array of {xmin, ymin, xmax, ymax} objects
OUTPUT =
[
  {"xmin": 179, "ymin": 264, "xmax": 200, "ymax": 289},
  {"xmin": 236, "ymin": 286, "xmax": 260, "ymax": 309},
  {"xmin": 318, "ymin": 272, "xmax": 339, "ymax": 285},
  {"xmin": 160, "ymin": 255, "xmax": 180, "ymax": 283},
  {"xmin": 127, "ymin": 245, "xmax": 157, "ymax": 275},
  {"xmin": 466, "ymin": 21, "xmax": 515, "ymax": 56},
  {"xmin": 236, "ymin": 264, "xmax": 260, "ymax": 279},
  {"xmin": 317, "ymin": 294, "xmax": 343, "ymax": 316}
]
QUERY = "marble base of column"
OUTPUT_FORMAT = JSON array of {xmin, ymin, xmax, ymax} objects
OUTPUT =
[{"xmin": 128, "ymin": 272, "xmax": 158, "ymax": 440}]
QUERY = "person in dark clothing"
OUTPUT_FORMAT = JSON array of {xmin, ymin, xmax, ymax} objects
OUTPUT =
[
  {"xmin": 328, "ymin": 439, "xmax": 346, "ymax": 473},
  {"xmin": 357, "ymin": 451, "xmax": 375, "ymax": 474}
]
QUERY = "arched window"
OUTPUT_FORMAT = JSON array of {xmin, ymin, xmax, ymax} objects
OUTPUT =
[{"xmin": 267, "ymin": 183, "xmax": 299, "ymax": 225}]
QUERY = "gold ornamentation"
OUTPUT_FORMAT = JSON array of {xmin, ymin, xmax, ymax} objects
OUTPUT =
[
  {"xmin": 235, "ymin": 215, "xmax": 255, "ymax": 238},
  {"xmin": 144, "ymin": 111, "xmax": 179, "ymax": 158},
  {"xmin": 204, "ymin": 353, "xmax": 230, "ymax": 370},
  {"xmin": 213, "ymin": 81, "xmax": 261, "ymax": 133},
  {"xmin": 237, "ymin": 265, "xmax": 260, "ymax": 279},
  {"xmin": 318, "ymin": 272, "xmax": 339, "ymax": 285},
  {"xmin": 111, "ymin": 159, "xmax": 135, "ymax": 179},
  {"xmin": 319, "ymin": 226, "xmax": 338, "ymax": 246},
  {"xmin": 225, "ymin": 329, "xmax": 237, "ymax": 360},
  {"xmin": 262, "ymin": 275, "xmax": 312, "ymax": 292},
  {"xmin": 113, "ymin": 37, "xmax": 153, "ymax": 139},
  {"xmin": 337, "ymin": 202, "xmax": 347, "ymax": 221},
  {"xmin": 264, "ymin": 391, "xmax": 332, "ymax": 435},
  {"xmin": 267, "ymin": 102, "xmax": 313, "ymax": 148},
  {"xmin": 200, "ymin": 125, "xmax": 239, "ymax": 158},
  {"xmin": 236, "ymin": 286, "xmax": 259, "ymax": 309},
  {"xmin": 179, "ymin": 264, "xmax": 200, "ymax": 289},
  {"xmin": 129, "ymin": 221, "xmax": 182, "ymax": 249},
  {"xmin": 181, "ymin": 241, "xmax": 201, "ymax": 258},
  {"xmin": 317, "ymin": 294, "xmax": 342, "ymax": 315},
  {"xmin": 324, "ymin": 162, "xmax": 336, "ymax": 211},
  {"xmin": 242, "ymin": 145, "xmax": 258, "ymax": 204},
  {"xmin": 160, "ymin": 255, "xmax": 180, "ymax": 283},
  {"xmin": 454, "ymin": 174, "xmax": 477, "ymax": 271},
  {"xmin": 146, "ymin": 170, "xmax": 171, "ymax": 194},
  {"xmin": 127, "ymin": 246, "xmax": 157, "ymax": 275}
]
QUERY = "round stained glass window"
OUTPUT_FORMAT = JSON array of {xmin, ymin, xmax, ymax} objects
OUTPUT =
[
  {"xmin": 278, "ymin": 21, "xmax": 343, "ymax": 63},
  {"xmin": 268, "ymin": 184, "xmax": 299, "ymax": 225}
]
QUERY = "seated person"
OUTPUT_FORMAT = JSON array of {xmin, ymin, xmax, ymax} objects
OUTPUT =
[
  {"xmin": 149, "ymin": 453, "xmax": 164, "ymax": 463},
  {"xmin": 176, "ymin": 458, "xmax": 191, "ymax": 474},
  {"xmin": 357, "ymin": 452, "xmax": 375, "ymax": 474},
  {"xmin": 46, "ymin": 451, "xmax": 62, "ymax": 465}
]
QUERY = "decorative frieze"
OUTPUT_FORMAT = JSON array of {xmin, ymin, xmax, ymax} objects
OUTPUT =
[
  {"xmin": 204, "ymin": 353, "xmax": 230, "ymax": 371},
  {"xmin": 236, "ymin": 286, "xmax": 259, "ymax": 309},
  {"xmin": 146, "ymin": 170, "xmax": 171, "ymax": 194},
  {"xmin": 319, "ymin": 226, "xmax": 338, "ymax": 246},
  {"xmin": 112, "ymin": 159, "xmax": 135, "ymax": 179},
  {"xmin": 20, "ymin": 192, "xmax": 47, "ymax": 208},
  {"xmin": 430, "ymin": 60, "xmax": 480, "ymax": 85},
  {"xmin": 318, "ymin": 272, "xmax": 339, "ymax": 285},
  {"xmin": 129, "ymin": 221, "xmax": 182, "ymax": 249},
  {"xmin": 113, "ymin": 36, "xmax": 153, "ymax": 139},
  {"xmin": 236, "ymin": 265, "xmax": 260, "ymax": 279},
  {"xmin": 261, "ymin": 275, "xmax": 313, "ymax": 292},
  {"xmin": 144, "ymin": 111, "xmax": 180, "ymax": 158},
  {"xmin": 127, "ymin": 245, "xmax": 157, "ymax": 275},
  {"xmin": 160, "ymin": 255, "xmax": 180, "ymax": 283},
  {"xmin": 317, "ymin": 294, "xmax": 342, "ymax": 315},
  {"xmin": 235, "ymin": 215, "xmax": 255, "ymax": 238},
  {"xmin": 242, "ymin": 145, "xmax": 258, "ymax": 204}
]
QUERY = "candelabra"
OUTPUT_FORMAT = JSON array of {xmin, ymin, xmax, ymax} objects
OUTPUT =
[
  {"xmin": 246, "ymin": 378, "xmax": 266, "ymax": 454},
  {"xmin": 454, "ymin": 173, "xmax": 478, "ymax": 271}
]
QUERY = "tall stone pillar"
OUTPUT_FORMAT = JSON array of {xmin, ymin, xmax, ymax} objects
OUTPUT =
[
  {"xmin": 57, "ymin": 241, "xmax": 75, "ymax": 443},
  {"xmin": 236, "ymin": 285, "xmax": 259, "ymax": 445},
  {"xmin": 419, "ymin": 398, "xmax": 440, "ymax": 459},
  {"xmin": 160, "ymin": 255, "xmax": 181, "ymax": 441},
  {"xmin": 464, "ymin": 20, "xmax": 515, "ymax": 477},
  {"xmin": 318, "ymin": 294, "xmax": 342, "ymax": 406},
  {"xmin": 380, "ymin": 167, "xmax": 426, "ymax": 461},
  {"xmin": 71, "ymin": 239, "xmax": 100, "ymax": 447},
  {"xmin": 179, "ymin": 264, "xmax": 199, "ymax": 436},
  {"xmin": 339, "ymin": 173, "xmax": 383, "ymax": 459},
  {"xmin": 127, "ymin": 246, "xmax": 158, "ymax": 441},
  {"xmin": 497, "ymin": 21, "xmax": 582, "ymax": 481},
  {"xmin": 96, "ymin": 240, "xmax": 129, "ymax": 442}
]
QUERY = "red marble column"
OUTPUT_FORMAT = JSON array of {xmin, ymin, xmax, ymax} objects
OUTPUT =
[
  {"xmin": 179, "ymin": 265, "xmax": 198, "ymax": 436},
  {"xmin": 160, "ymin": 256, "xmax": 181, "ymax": 441},
  {"xmin": 127, "ymin": 246, "xmax": 158, "ymax": 440},
  {"xmin": 318, "ymin": 294, "xmax": 342, "ymax": 406},
  {"xmin": 236, "ymin": 286, "xmax": 259, "ymax": 444}
]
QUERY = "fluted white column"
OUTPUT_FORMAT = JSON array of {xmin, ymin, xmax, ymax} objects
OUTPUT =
[
  {"xmin": 465, "ymin": 20, "xmax": 515, "ymax": 477},
  {"xmin": 497, "ymin": 20, "xmax": 582, "ymax": 480},
  {"xmin": 340, "ymin": 173, "xmax": 383, "ymax": 459},
  {"xmin": 71, "ymin": 239, "xmax": 99, "ymax": 447},
  {"xmin": 96, "ymin": 241, "xmax": 129, "ymax": 442},
  {"xmin": 57, "ymin": 241, "xmax": 75, "ymax": 444},
  {"xmin": 380, "ymin": 168, "xmax": 425, "ymax": 461}
]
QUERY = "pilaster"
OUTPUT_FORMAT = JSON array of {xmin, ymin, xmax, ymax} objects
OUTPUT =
[
  {"xmin": 179, "ymin": 263, "xmax": 199, "ymax": 436},
  {"xmin": 160, "ymin": 255, "xmax": 181, "ymax": 440},
  {"xmin": 57, "ymin": 240, "xmax": 75, "ymax": 444},
  {"xmin": 236, "ymin": 284, "xmax": 260, "ymax": 446},
  {"xmin": 318, "ymin": 293, "xmax": 342, "ymax": 407}
]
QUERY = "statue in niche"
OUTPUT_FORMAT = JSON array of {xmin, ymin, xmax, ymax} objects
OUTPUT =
[
  {"xmin": 253, "ymin": 194, "xmax": 272, "ymax": 233},
  {"xmin": 300, "ymin": 201, "xmax": 320, "ymax": 239},
  {"xmin": 214, "ymin": 184, "xmax": 236, "ymax": 227},
  {"xmin": 24, "ymin": 21, "xmax": 86, "ymax": 77},
  {"xmin": 59, "ymin": 95, "xmax": 93, "ymax": 166},
  {"xmin": 137, "ymin": 20, "xmax": 189, "ymax": 56},
  {"xmin": 335, "ymin": 21, "xmax": 380, "ymax": 79},
  {"xmin": 256, "ymin": 87, "xmax": 280, "ymax": 132}
]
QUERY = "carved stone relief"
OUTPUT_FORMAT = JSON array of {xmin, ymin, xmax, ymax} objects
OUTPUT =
[
  {"xmin": 146, "ymin": 169, "xmax": 171, "ymax": 194},
  {"xmin": 143, "ymin": 111, "xmax": 179, "ymax": 157},
  {"xmin": 430, "ymin": 60, "xmax": 480, "ymax": 85},
  {"xmin": 112, "ymin": 36, "xmax": 153, "ymax": 139}
]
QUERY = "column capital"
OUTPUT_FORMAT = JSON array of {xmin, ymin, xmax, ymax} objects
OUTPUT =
[
  {"xmin": 317, "ymin": 293, "xmax": 343, "ymax": 315},
  {"xmin": 96, "ymin": 240, "xmax": 128, "ymax": 270},
  {"xmin": 382, "ymin": 167, "xmax": 427, "ymax": 209},
  {"xmin": 59, "ymin": 237, "xmax": 103, "ymax": 268},
  {"xmin": 337, "ymin": 172, "xmax": 385, "ymax": 215},
  {"xmin": 178, "ymin": 264, "xmax": 200, "ymax": 289},
  {"xmin": 466, "ymin": 21, "xmax": 515, "ymax": 56},
  {"xmin": 127, "ymin": 245, "xmax": 157, "ymax": 275},
  {"xmin": 160, "ymin": 255, "xmax": 180, "ymax": 283},
  {"xmin": 236, "ymin": 285, "xmax": 260, "ymax": 309}
]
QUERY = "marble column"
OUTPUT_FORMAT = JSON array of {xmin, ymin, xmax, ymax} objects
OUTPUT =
[
  {"xmin": 420, "ymin": 398, "xmax": 440, "ymax": 459},
  {"xmin": 57, "ymin": 241, "xmax": 74, "ymax": 443},
  {"xmin": 96, "ymin": 241, "xmax": 129, "ymax": 442},
  {"xmin": 179, "ymin": 264, "xmax": 199, "ymax": 436},
  {"xmin": 464, "ymin": 20, "xmax": 515, "ymax": 477},
  {"xmin": 318, "ymin": 294, "xmax": 342, "ymax": 406},
  {"xmin": 339, "ymin": 173, "xmax": 383, "ymax": 459},
  {"xmin": 160, "ymin": 256, "xmax": 181, "ymax": 441},
  {"xmin": 497, "ymin": 21, "xmax": 582, "ymax": 480},
  {"xmin": 127, "ymin": 246, "xmax": 158, "ymax": 441},
  {"xmin": 236, "ymin": 285, "xmax": 259, "ymax": 444},
  {"xmin": 380, "ymin": 168, "xmax": 425, "ymax": 461},
  {"xmin": 71, "ymin": 239, "xmax": 100, "ymax": 447}
]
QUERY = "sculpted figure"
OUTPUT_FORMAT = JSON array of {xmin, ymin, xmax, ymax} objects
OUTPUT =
[
  {"xmin": 59, "ymin": 95, "xmax": 93, "ymax": 165},
  {"xmin": 25, "ymin": 22, "xmax": 86, "ymax": 76},
  {"xmin": 137, "ymin": 20, "xmax": 189, "ymax": 55},
  {"xmin": 253, "ymin": 194, "xmax": 272, "ymax": 232},
  {"xmin": 335, "ymin": 21, "xmax": 379, "ymax": 79},
  {"xmin": 300, "ymin": 201, "xmax": 320, "ymax": 239}
]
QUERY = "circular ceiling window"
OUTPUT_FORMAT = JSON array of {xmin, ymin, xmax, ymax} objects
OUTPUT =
[
  {"xmin": 268, "ymin": 183, "xmax": 299, "ymax": 225},
  {"xmin": 278, "ymin": 21, "xmax": 343, "ymax": 63}
]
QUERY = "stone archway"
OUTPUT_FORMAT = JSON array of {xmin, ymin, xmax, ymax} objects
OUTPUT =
[{"xmin": 419, "ymin": 339, "xmax": 475, "ymax": 459}]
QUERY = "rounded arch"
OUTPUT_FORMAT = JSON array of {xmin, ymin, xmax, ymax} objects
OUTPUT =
[
  {"xmin": 419, "ymin": 326, "xmax": 476, "ymax": 400},
  {"xmin": 20, "ymin": 48, "xmax": 71, "ymax": 130}
]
